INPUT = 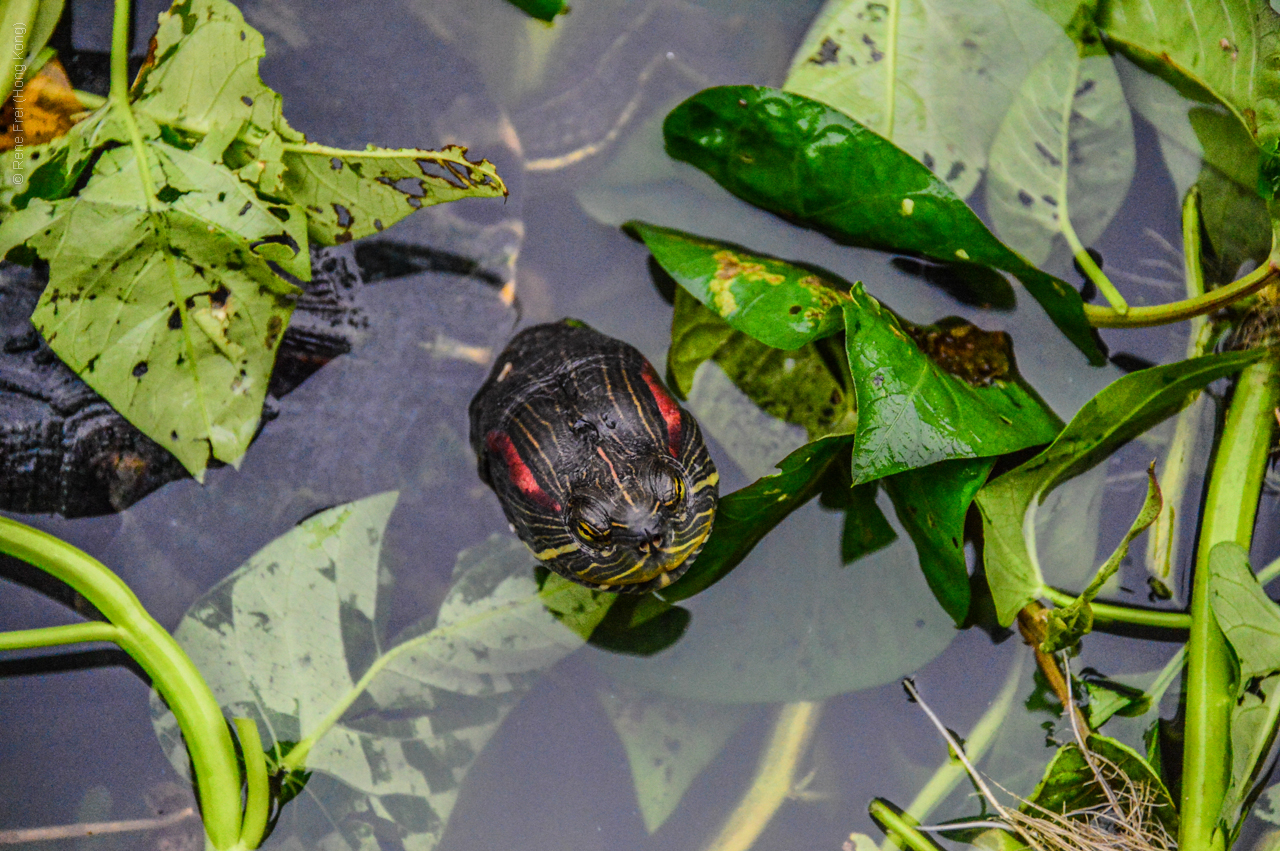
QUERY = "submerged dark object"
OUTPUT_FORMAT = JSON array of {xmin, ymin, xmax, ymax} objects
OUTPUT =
[
  {"xmin": 0, "ymin": 249, "xmax": 367, "ymax": 517},
  {"xmin": 469, "ymin": 320, "xmax": 719, "ymax": 593}
]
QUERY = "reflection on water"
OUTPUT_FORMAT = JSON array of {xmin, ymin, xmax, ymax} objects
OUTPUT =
[{"xmin": 0, "ymin": 0, "xmax": 1266, "ymax": 849}]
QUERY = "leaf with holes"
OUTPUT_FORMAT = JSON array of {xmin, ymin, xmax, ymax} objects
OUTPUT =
[
  {"xmin": 662, "ymin": 86, "xmax": 1104, "ymax": 364},
  {"xmin": 0, "ymin": 142, "xmax": 308, "ymax": 477},
  {"xmin": 278, "ymin": 144, "xmax": 506, "ymax": 245},
  {"xmin": 784, "ymin": 0, "xmax": 1065, "ymax": 200}
]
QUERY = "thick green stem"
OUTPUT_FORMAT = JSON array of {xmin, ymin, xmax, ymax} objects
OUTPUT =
[
  {"xmin": 0, "ymin": 517, "xmax": 243, "ymax": 850},
  {"xmin": 235, "ymin": 718, "xmax": 270, "ymax": 848},
  {"xmin": 1181, "ymin": 353, "xmax": 1280, "ymax": 851},
  {"xmin": 1085, "ymin": 262, "xmax": 1277, "ymax": 329},
  {"xmin": 1040, "ymin": 586, "xmax": 1190, "ymax": 631},
  {"xmin": 1, "ymin": 0, "xmax": 38, "ymax": 104}
]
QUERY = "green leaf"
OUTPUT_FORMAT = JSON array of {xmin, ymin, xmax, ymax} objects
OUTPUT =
[
  {"xmin": 1099, "ymin": 0, "xmax": 1280, "ymax": 149},
  {"xmin": 884, "ymin": 457, "xmax": 994, "ymax": 624},
  {"xmin": 667, "ymin": 286, "xmax": 854, "ymax": 441},
  {"xmin": 1040, "ymin": 466, "xmax": 1162, "ymax": 653},
  {"xmin": 1208, "ymin": 541, "xmax": 1280, "ymax": 835},
  {"xmin": 0, "ymin": 142, "xmax": 306, "ymax": 478},
  {"xmin": 632, "ymin": 222, "xmax": 1063, "ymax": 484},
  {"xmin": 504, "ymin": 0, "xmax": 566, "ymax": 21},
  {"xmin": 1, "ymin": 0, "xmax": 508, "ymax": 479},
  {"xmin": 152, "ymin": 498, "xmax": 609, "ymax": 850},
  {"xmin": 977, "ymin": 351, "xmax": 1263, "ymax": 625},
  {"xmin": 1027, "ymin": 733, "xmax": 1178, "ymax": 836},
  {"xmin": 985, "ymin": 25, "xmax": 1134, "ymax": 266},
  {"xmin": 598, "ymin": 495, "xmax": 957, "ymax": 704},
  {"xmin": 277, "ymin": 144, "xmax": 507, "ymax": 245},
  {"xmin": 843, "ymin": 302, "xmax": 1060, "ymax": 484},
  {"xmin": 637, "ymin": 435, "xmax": 852, "ymax": 619},
  {"xmin": 784, "ymin": 0, "xmax": 1066, "ymax": 200},
  {"xmin": 661, "ymin": 86, "xmax": 1104, "ymax": 364},
  {"xmin": 598, "ymin": 688, "xmax": 750, "ymax": 832},
  {"xmin": 131, "ymin": 0, "xmax": 304, "ymax": 146}
]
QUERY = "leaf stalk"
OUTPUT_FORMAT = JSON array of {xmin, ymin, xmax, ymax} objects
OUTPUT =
[{"xmin": 1085, "ymin": 262, "xmax": 1278, "ymax": 329}]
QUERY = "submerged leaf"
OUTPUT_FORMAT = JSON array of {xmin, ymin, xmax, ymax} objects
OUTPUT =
[
  {"xmin": 985, "ymin": 26, "xmax": 1134, "ymax": 266},
  {"xmin": 599, "ymin": 688, "xmax": 750, "ymax": 833},
  {"xmin": 785, "ymin": 0, "xmax": 1065, "ymax": 200},
  {"xmin": 152, "ymin": 497, "xmax": 608, "ymax": 850},
  {"xmin": 977, "ymin": 351, "xmax": 1262, "ymax": 625},
  {"xmin": 661, "ymin": 86, "xmax": 1104, "ymax": 363}
]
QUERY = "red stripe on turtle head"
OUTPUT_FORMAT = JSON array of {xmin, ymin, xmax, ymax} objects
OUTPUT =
[
  {"xmin": 485, "ymin": 430, "xmax": 561, "ymax": 511},
  {"xmin": 641, "ymin": 364, "xmax": 683, "ymax": 457}
]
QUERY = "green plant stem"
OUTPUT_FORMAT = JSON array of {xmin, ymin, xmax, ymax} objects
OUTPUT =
[
  {"xmin": 1181, "ymin": 352, "xmax": 1280, "ymax": 851},
  {"xmin": 1257, "ymin": 554, "xmax": 1280, "ymax": 587},
  {"xmin": 0, "ymin": 621, "xmax": 121, "ymax": 650},
  {"xmin": 1, "ymin": 0, "xmax": 38, "ymax": 104},
  {"xmin": 879, "ymin": 653, "xmax": 1026, "ymax": 851},
  {"xmin": 73, "ymin": 88, "xmax": 107, "ymax": 110},
  {"xmin": 1146, "ymin": 187, "xmax": 1213, "ymax": 594},
  {"xmin": 1063, "ymin": 219, "xmax": 1127, "ymax": 313},
  {"xmin": 1085, "ymin": 262, "xmax": 1278, "ymax": 329},
  {"xmin": 235, "ymin": 718, "xmax": 270, "ymax": 848},
  {"xmin": 869, "ymin": 800, "xmax": 940, "ymax": 851},
  {"xmin": 0, "ymin": 516, "xmax": 243, "ymax": 851},
  {"xmin": 1040, "ymin": 586, "xmax": 1190, "ymax": 631}
]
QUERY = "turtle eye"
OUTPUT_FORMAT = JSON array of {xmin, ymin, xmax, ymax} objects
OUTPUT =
[
  {"xmin": 576, "ymin": 518, "xmax": 609, "ymax": 544},
  {"xmin": 570, "ymin": 497, "xmax": 613, "ymax": 547},
  {"xmin": 662, "ymin": 475, "xmax": 685, "ymax": 508}
]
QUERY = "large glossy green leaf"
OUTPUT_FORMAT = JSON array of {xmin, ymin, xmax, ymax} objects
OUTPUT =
[
  {"xmin": 1208, "ymin": 541, "xmax": 1280, "ymax": 836},
  {"xmin": 883, "ymin": 457, "xmax": 994, "ymax": 624},
  {"xmin": 784, "ymin": 0, "xmax": 1065, "ymax": 200},
  {"xmin": 977, "ymin": 351, "xmax": 1263, "ymax": 625},
  {"xmin": 631, "ymin": 222, "xmax": 1063, "ymax": 485},
  {"xmin": 152, "ymin": 496, "xmax": 611, "ymax": 851},
  {"xmin": 661, "ymin": 86, "xmax": 1104, "ymax": 364},
  {"xmin": 985, "ymin": 25, "xmax": 1134, "ymax": 266},
  {"xmin": 598, "ymin": 688, "xmax": 751, "ymax": 833}
]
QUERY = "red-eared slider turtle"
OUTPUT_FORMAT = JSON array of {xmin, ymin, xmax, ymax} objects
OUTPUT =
[
  {"xmin": 469, "ymin": 320, "xmax": 718, "ymax": 593},
  {"xmin": 0, "ymin": 248, "xmax": 367, "ymax": 517}
]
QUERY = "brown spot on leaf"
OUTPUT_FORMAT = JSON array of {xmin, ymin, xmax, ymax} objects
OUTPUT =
[{"xmin": 905, "ymin": 318, "xmax": 1012, "ymax": 387}]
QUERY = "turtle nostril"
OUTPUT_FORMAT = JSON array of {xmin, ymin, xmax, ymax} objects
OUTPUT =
[{"xmin": 650, "ymin": 533, "xmax": 663, "ymax": 549}]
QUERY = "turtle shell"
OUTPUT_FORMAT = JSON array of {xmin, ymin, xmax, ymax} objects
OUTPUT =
[{"xmin": 469, "ymin": 320, "xmax": 719, "ymax": 593}]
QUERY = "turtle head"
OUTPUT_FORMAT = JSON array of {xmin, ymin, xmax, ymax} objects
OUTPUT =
[{"xmin": 556, "ymin": 447, "xmax": 718, "ymax": 593}]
